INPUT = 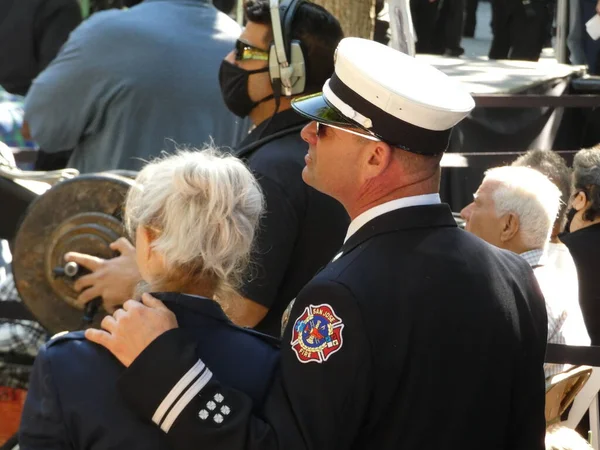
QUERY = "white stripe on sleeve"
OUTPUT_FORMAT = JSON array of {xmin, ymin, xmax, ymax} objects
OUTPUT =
[
  {"xmin": 161, "ymin": 368, "xmax": 214, "ymax": 433},
  {"xmin": 152, "ymin": 359, "xmax": 206, "ymax": 426}
]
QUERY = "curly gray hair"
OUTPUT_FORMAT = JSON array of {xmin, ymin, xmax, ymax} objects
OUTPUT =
[
  {"xmin": 124, "ymin": 147, "xmax": 264, "ymax": 295},
  {"xmin": 573, "ymin": 146, "xmax": 600, "ymax": 222}
]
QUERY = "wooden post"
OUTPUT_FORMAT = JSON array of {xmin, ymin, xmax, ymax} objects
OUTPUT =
[
  {"xmin": 310, "ymin": 0, "xmax": 376, "ymax": 39},
  {"xmin": 80, "ymin": 0, "xmax": 90, "ymax": 18}
]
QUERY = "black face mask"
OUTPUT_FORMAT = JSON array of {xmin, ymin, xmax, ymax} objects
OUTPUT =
[
  {"xmin": 564, "ymin": 207, "xmax": 578, "ymax": 233},
  {"xmin": 564, "ymin": 190, "xmax": 588, "ymax": 233},
  {"xmin": 218, "ymin": 60, "xmax": 274, "ymax": 118}
]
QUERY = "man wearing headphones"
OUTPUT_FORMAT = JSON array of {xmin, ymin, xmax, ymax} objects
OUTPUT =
[
  {"xmin": 216, "ymin": 0, "xmax": 348, "ymax": 335},
  {"xmin": 66, "ymin": 0, "xmax": 348, "ymax": 337}
]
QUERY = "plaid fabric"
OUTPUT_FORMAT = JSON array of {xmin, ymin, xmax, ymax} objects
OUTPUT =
[
  {"xmin": 0, "ymin": 271, "xmax": 48, "ymax": 389},
  {"xmin": 519, "ymin": 248, "xmax": 546, "ymax": 267},
  {"xmin": 520, "ymin": 248, "xmax": 580, "ymax": 380}
]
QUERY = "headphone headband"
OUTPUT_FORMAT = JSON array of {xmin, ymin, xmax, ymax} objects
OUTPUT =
[
  {"xmin": 268, "ymin": 0, "xmax": 306, "ymax": 96},
  {"xmin": 281, "ymin": 0, "xmax": 304, "ymax": 60}
]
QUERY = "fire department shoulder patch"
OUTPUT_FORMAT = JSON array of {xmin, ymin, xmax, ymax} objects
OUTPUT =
[{"xmin": 290, "ymin": 303, "xmax": 344, "ymax": 363}]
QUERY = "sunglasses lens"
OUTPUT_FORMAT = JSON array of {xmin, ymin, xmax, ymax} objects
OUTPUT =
[{"xmin": 235, "ymin": 40, "xmax": 269, "ymax": 61}]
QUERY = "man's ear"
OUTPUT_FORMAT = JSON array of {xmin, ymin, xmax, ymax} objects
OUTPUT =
[
  {"xmin": 365, "ymin": 141, "xmax": 393, "ymax": 178},
  {"xmin": 573, "ymin": 190, "xmax": 587, "ymax": 211},
  {"xmin": 500, "ymin": 212, "xmax": 520, "ymax": 243}
]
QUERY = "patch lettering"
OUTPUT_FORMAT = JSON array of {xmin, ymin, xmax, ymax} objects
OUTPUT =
[{"xmin": 291, "ymin": 304, "xmax": 344, "ymax": 363}]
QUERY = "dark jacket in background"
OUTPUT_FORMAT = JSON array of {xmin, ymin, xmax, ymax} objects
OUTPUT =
[
  {"xmin": 562, "ymin": 223, "xmax": 600, "ymax": 344},
  {"xmin": 19, "ymin": 293, "xmax": 280, "ymax": 450},
  {"xmin": 0, "ymin": 0, "xmax": 81, "ymax": 95}
]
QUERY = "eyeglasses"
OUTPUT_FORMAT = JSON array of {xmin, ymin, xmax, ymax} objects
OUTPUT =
[
  {"xmin": 316, "ymin": 122, "xmax": 381, "ymax": 142},
  {"xmin": 235, "ymin": 40, "xmax": 269, "ymax": 61}
]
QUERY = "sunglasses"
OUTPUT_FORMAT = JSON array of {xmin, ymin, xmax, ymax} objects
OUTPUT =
[
  {"xmin": 235, "ymin": 40, "xmax": 269, "ymax": 61},
  {"xmin": 316, "ymin": 122, "xmax": 381, "ymax": 141}
]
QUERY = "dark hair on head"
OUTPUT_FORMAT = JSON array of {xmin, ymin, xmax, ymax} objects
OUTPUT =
[
  {"xmin": 512, "ymin": 149, "xmax": 572, "ymax": 228},
  {"xmin": 573, "ymin": 146, "xmax": 600, "ymax": 222},
  {"xmin": 244, "ymin": 0, "xmax": 344, "ymax": 94}
]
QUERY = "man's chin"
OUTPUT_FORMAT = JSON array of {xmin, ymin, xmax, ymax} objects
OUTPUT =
[
  {"xmin": 301, "ymin": 168, "xmax": 332, "ymax": 198},
  {"xmin": 301, "ymin": 166, "xmax": 313, "ymax": 187}
]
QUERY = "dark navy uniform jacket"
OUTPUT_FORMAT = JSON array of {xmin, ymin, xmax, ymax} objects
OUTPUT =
[
  {"xmin": 18, "ymin": 293, "xmax": 280, "ymax": 450},
  {"xmin": 116, "ymin": 204, "xmax": 548, "ymax": 450}
]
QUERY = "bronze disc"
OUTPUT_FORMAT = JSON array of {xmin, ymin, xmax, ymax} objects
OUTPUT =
[{"xmin": 12, "ymin": 173, "xmax": 135, "ymax": 334}]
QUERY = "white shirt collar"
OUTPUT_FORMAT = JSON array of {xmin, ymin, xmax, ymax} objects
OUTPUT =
[{"xmin": 344, "ymin": 193, "xmax": 441, "ymax": 243}]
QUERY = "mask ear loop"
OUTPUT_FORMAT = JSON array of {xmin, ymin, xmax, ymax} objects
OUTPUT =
[
  {"xmin": 564, "ymin": 189, "xmax": 588, "ymax": 233},
  {"xmin": 257, "ymin": 68, "xmax": 283, "ymax": 140}
]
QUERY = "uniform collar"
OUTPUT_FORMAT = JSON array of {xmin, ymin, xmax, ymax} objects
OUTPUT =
[
  {"xmin": 152, "ymin": 292, "xmax": 230, "ymax": 323},
  {"xmin": 345, "ymin": 194, "xmax": 441, "ymax": 243},
  {"xmin": 152, "ymin": 292, "xmax": 282, "ymax": 346},
  {"xmin": 334, "ymin": 203, "xmax": 457, "ymax": 261}
]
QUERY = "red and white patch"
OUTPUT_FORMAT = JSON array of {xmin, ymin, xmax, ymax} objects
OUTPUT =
[{"xmin": 290, "ymin": 304, "xmax": 344, "ymax": 363}]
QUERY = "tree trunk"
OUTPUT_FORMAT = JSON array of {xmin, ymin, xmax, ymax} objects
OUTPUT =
[{"xmin": 310, "ymin": 0, "xmax": 376, "ymax": 40}]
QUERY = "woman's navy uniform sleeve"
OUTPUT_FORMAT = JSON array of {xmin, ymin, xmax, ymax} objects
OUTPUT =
[
  {"xmin": 19, "ymin": 340, "xmax": 71, "ymax": 449},
  {"xmin": 118, "ymin": 279, "xmax": 372, "ymax": 450}
]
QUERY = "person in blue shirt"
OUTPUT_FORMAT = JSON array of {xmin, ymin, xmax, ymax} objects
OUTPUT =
[
  {"xmin": 24, "ymin": 0, "xmax": 246, "ymax": 173},
  {"xmin": 19, "ymin": 148, "xmax": 280, "ymax": 450}
]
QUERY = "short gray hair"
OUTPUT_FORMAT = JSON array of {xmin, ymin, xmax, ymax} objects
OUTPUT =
[
  {"xmin": 573, "ymin": 146, "xmax": 600, "ymax": 221},
  {"xmin": 484, "ymin": 166, "xmax": 561, "ymax": 249},
  {"xmin": 512, "ymin": 149, "xmax": 572, "ymax": 229},
  {"xmin": 125, "ymin": 147, "xmax": 264, "ymax": 294}
]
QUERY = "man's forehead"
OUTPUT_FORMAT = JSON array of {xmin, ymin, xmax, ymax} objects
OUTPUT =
[
  {"xmin": 474, "ymin": 180, "xmax": 501, "ymax": 204},
  {"xmin": 478, "ymin": 178, "xmax": 501, "ymax": 195}
]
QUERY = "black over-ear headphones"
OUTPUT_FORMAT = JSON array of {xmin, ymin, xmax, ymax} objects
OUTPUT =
[{"xmin": 268, "ymin": 0, "xmax": 307, "ymax": 96}]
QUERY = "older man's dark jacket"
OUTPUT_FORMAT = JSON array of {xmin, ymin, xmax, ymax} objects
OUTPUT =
[
  {"xmin": 116, "ymin": 204, "xmax": 549, "ymax": 450},
  {"xmin": 0, "ymin": 0, "xmax": 81, "ymax": 95},
  {"xmin": 18, "ymin": 293, "xmax": 280, "ymax": 450}
]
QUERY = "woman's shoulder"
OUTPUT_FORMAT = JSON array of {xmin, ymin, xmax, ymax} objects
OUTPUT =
[{"xmin": 42, "ymin": 330, "xmax": 118, "ymax": 367}]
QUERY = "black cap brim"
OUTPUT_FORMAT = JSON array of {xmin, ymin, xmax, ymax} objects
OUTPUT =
[{"xmin": 291, "ymin": 93, "xmax": 354, "ymax": 128}]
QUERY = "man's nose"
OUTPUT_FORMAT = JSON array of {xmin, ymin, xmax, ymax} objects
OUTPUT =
[
  {"xmin": 461, "ymin": 203, "xmax": 473, "ymax": 221},
  {"xmin": 300, "ymin": 121, "xmax": 318, "ymax": 145}
]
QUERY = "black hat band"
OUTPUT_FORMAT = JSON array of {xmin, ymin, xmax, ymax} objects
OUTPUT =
[{"xmin": 328, "ymin": 73, "xmax": 452, "ymax": 155}]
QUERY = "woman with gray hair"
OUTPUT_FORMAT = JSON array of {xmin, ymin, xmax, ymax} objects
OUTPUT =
[
  {"xmin": 562, "ymin": 145, "xmax": 600, "ymax": 344},
  {"xmin": 19, "ymin": 148, "xmax": 280, "ymax": 450}
]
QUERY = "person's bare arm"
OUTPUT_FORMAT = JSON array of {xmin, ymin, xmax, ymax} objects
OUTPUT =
[
  {"xmin": 65, "ymin": 238, "xmax": 142, "ymax": 313},
  {"xmin": 223, "ymin": 293, "xmax": 269, "ymax": 328},
  {"xmin": 67, "ymin": 238, "xmax": 269, "ymax": 326}
]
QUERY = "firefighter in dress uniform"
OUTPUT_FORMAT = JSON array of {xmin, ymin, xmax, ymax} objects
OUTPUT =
[{"xmin": 86, "ymin": 37, "xmax": 549, "ymax": 450}]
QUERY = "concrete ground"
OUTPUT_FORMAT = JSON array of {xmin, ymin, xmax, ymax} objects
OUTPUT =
[{"xmin": 459, "ymin": 0, "xmax": 556, "ymax": 59}]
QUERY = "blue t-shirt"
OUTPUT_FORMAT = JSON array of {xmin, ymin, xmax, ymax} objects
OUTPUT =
[{"xmin": 25, "ymin": 0, "xmax": 246, "ymax": 173}]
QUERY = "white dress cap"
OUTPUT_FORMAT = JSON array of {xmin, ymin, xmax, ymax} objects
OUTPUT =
[
  {"xmin": 333, "ymin": 37, "xmax": 475, "ymax": 131},
  {"xmin": 291, "ymin": 38, "xmax": 475, "ymax": 154}
]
